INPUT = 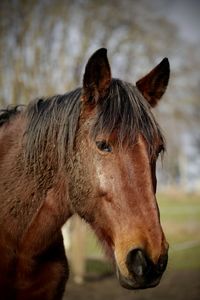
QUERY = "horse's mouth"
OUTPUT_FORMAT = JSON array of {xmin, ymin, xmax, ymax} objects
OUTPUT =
[{"xmin": 116, "ymin": 265, "xmax": 162, "ymax": 290}]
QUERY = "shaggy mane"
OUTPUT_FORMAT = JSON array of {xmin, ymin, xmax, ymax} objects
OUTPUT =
[
  {"xmin": 92, "ymin": 79, "xmax": 165, "ymax": 152},
  {"xmin": 24, "ymin": 79, "xmax": 165, "ymax": 172}
]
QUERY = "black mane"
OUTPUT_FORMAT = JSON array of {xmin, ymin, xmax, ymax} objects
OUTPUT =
[
  {"xmin": 24, "ymin": 78, "xmax": 165, "ymax": 171},
  {"xmin": 93, "ymin": 79, "xmax": 165, "ymax": 153}
]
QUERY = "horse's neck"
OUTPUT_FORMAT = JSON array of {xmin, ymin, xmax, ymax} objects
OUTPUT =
[
  {"xmin": 0, "ymin": 115, "xmax": 28, "ymax": 235},
  {"xmin": 0, "ymin": 115, "xmax": 71, "ymax": 239},
  {"xmin": 0, "ymin": 114, "xmax": 25, "ymax": 188},
  {"xmin": 0, "ymin": 113, "xmax": 23, "ymax": 160}
]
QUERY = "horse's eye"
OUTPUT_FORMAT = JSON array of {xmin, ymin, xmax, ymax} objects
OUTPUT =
[{"xmin": 96, "ymin": 141, "xmax": 112, "ymax": 153}]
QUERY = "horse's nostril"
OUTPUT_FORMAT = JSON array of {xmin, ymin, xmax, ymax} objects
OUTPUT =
[
  {"xmin": 123, "ymin": 248, "xmax": 168, "ymax": 289},
  {"xmin": 126, "ymin": 248, "xmax": 168, "ymax": 286},
  {"xmin": 126, "ymin": 249, "xmax": 149, "ymax": 278}
]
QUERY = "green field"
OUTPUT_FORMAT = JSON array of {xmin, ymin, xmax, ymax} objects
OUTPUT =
[
  {"xmin": 85, "ymin": 193, "xmax": 200, "ymax": 271},
  {"xmin": 158, "ymin": 193, "xmax": 200, "ymax": 269}
]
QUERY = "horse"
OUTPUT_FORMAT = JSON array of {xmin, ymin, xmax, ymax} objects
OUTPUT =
[{"xmin": 0, "ymin": 48, "xmax": 170, "ymax": 299}]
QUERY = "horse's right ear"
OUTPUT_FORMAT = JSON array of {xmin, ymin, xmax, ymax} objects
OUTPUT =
[
  {"xmin": 136, "ymin": 58, "xmax": 170, "ymax": 107},
  {"xmin": 82, "ymin": 48, "xmax": 111, "ymax": 107}
]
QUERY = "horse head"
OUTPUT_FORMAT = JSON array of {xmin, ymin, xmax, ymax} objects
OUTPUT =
[{"xmin": 69, "ymin": 48, "xmax": 170, "ymax": 289}]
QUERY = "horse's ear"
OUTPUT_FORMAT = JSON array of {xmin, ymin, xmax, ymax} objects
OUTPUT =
[
  {"xmin": 136, "ymin": 58, "xmax": 170, "ymax": 107},
  {"xmin": 82, "ymin": 48, "xmax": 111, "ymax": 106}
]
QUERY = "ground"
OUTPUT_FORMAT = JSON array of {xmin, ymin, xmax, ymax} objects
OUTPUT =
[{"xmin": 64, "ymin": 269, "xmax": 200, "ymax": 300}]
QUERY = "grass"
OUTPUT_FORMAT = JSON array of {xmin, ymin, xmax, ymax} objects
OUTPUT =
[
  {"xmin": 84, "ymin": 192, "xmax": 200, "ymax": 272},
  {"xmin": 157, "ymin": 192, "xmax": 200, "ymax": 269}
]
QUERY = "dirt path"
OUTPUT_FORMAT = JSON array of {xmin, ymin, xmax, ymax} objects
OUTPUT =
[{"xmin": 64, "ymin": 270, "xmax": 200, "ymax": 300}]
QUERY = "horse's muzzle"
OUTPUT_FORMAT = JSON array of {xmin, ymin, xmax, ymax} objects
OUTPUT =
[{"xmin": 116, "ymin": 249, "xmax": 168, "ymax": 290}]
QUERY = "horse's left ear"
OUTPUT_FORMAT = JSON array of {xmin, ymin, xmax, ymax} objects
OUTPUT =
[
  {"xmin": 136, "ymin": 58, "xmax": 170, "ymax": 107},
  {"xmin": 82, "ymin": 48, "xmax": 111, "ymax": 106}
]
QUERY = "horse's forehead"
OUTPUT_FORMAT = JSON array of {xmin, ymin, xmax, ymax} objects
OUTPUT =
[
  {"xmin": 128, "ymin": 134, "xmax": 149, "ymax": 162},
  {"xmin": 136, "ymin": 134, "xmax": 149, "ymax": 152},
  {"xmin": 123, "ymin": 134, "xmax": 149, "ymax": 154}
]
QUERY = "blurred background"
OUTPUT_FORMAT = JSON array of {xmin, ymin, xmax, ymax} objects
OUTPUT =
[{"xmin": 0, "ymin": 0, "xmax": 199, "ymax": 299}]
